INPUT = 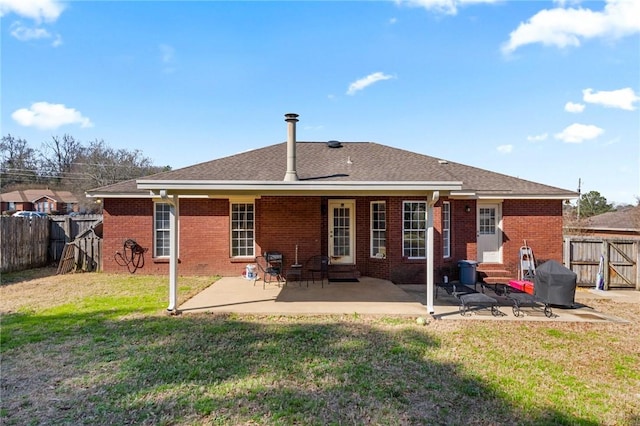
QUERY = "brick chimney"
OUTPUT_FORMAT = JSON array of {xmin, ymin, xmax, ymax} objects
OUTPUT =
[{"xmin": 284, "ymin": 113, "xmax": 299, "ymax": 181}]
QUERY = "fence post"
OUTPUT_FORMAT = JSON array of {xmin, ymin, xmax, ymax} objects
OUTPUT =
[
  {"xmin": 636, "ymin": 241, "xmax": 640, "ymax": 291},
  {"xmin": 563, "ymin": 236, "xmax": 571, "ymax": 268},
  {"xmin": 602, "ymin": 240, "xmax": 610, "ymax": 291}
]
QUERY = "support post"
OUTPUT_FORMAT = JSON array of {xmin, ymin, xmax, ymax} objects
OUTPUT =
[
  {"xmin": 166, "ymin": 194, "xmax": 179, "ymax": 312},
  {"xmin": 426, "ymin": 191, "xmax": 439, "ymax": 315}
]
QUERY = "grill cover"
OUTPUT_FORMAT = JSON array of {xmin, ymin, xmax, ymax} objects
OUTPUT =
[{"xmin": 534, "ymin": 260, "xmax": 577, "ymax": 306}]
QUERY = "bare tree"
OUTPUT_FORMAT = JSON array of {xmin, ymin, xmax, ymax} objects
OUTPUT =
[
  {"xmin": 3, "ymin": 134, "xmax": 169, "ymax": 211},
  {"xmin": 0, "ymin": 134, "xmax": 39, "ymax": 188},
  {"xmin": 39, "ymin": 134, "xmax": 84, "ymax": 183},
  {"xmin": 67, "ymin": 139, "xmax": 168, "ymax": 211},
  {"xmin": 73, "ymin": 139, "xmax": 164, "ymax": 188}
]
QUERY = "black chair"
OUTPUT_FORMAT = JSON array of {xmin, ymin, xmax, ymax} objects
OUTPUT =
[
  {"xmin": 305, "ymin": 255, "xmax": 329, "ymax": 287},
  {"xmin": 254, "ymin": 255, "xmax": 284, "ymax": 289}
]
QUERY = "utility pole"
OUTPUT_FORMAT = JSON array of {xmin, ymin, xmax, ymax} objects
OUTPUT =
[{"xmin": 577, "ymin": 178, "xmax": 582, "ymax": 220}]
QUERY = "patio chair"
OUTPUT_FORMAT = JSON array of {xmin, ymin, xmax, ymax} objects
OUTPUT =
[
  {"xmin": 254, "ymin": 255, "xmax": 284, "ymax": 289},
  {"xmin": 305, "ymin": 255, "xmax": 329, "ymax": 287},
  {"xmin": 451, "ymin": 282, "xmax": 502, "ymax": 316}
]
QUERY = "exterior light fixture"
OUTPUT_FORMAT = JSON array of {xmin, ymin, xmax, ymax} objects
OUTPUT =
[{"xmin": 465, "ymin": 205, "xmax": 471, "ymax": 213}]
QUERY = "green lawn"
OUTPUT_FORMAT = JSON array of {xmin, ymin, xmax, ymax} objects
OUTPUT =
[{"xmin": 1, "ymin": 268, "xmax": 639, "ymax": 425}]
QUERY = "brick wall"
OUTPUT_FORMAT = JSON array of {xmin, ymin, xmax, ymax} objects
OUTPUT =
[
  {"xmin": 102, "ymin": 196, "xmax": 565, "ymax": 283},
  {"xmin": 502, "ymin": 199, "xmax": 564, "ymax": 275}
]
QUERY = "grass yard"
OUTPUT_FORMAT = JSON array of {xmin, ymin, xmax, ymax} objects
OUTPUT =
[{"xmin": 1, "ymin": 268, "xmax": 639, "ymax": 426}]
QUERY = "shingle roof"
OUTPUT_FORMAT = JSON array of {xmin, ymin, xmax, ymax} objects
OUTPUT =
[
  {"xmin": 581, "ymin": 206, "xmax": 640, "ymax": 231},
  {"xmin": 88, "ymin": 142, "xmax": 577, "ymax": 198},
  {"xmin": 0, "ymin": 189, "xmax": 79, "ymax": 203}
]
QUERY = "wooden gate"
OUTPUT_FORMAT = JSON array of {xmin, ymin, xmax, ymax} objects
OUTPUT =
[
  {"xmin": 564, "ymin": 236, "xmax": 639, "ymax": 290},
  {"xmin": 50, "ymin": 215, "xmax": 102, "ymax": 262}
]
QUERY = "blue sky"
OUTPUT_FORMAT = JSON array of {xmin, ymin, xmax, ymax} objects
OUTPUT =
[{"xmin": 2, "ymin": 0, "xmax": 639, "ymax": 204}]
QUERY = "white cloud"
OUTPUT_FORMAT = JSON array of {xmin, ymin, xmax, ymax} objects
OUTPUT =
[
  {"xmin": 52, "ymin": 33, "xmax": 63, "ymax": 47},
  {"xmin": 0, "ymin": 0, "xmax": 65, "ymax": 23},
  {"xmin": 564, "ymin": 101, "xmax": 585, "ymax": 113},
  {"xmin": 347, "ymin": 72, "xmax": 394, "ymax": 95},
  {"xmin": 583, "ymin": 87, "xmax": 640, "ymax": 110},
  {"xmin": 395, "ymin": 0, "xmax": 500, "ymax": 16},
  {"xmin": 10, "ymin": 22, "xmax": 50, "ymax": 40},
  {"xmin": 11, "ymin": 102, "xmax": 93, "ymax": 130},
  {"xmin": 527, "ymin": 133, "xmax": 548, "ymax": 142},
  {"xmin": 9, "ymin": 21, "xmax": 62, "ymax": 46},
  {"xmin": 497, "ymin": 144, "xmax": 513, "ymax": 153},
  {"xmin": 389, "ymin": 17, "xmax": 398, "ymax": 24},
  {"xmin": 554, "ymin": 0, "xmax": 582, "ymax": 6},
  {"xmin": 502, "ymin": 0, "xmax": 640, "ymax": 54},
  {"xmin": 554, "ymin": 123, "xmax": 604, "ymax": 143}
]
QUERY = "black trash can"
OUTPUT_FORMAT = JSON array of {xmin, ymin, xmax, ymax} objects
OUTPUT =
[{"xmin": 458, "ymin": 260, "xmax": 478, "ymax": 285}]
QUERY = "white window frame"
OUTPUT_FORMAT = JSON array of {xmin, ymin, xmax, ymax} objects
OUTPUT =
[
  {"xmin": 230, "ymin": 201, "xmax": 255, "ymax": 258},
  {"xmin": 442, "ymin": 201, "xmax": 451, "ymax": 258},
  {"xmin": 154, "ymin": 202, "xmax": 171, "ymax": 258},
  {"xmin": 403, "ymin": 201, "xmax": 427, "ymax": 259},
  {"xmin": 370, "ymin": 201, "xmax": 386, "ymax": 258}
]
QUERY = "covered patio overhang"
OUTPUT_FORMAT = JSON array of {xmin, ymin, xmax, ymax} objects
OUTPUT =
[{"xmin": 136, "ymin": 179, "xmax": 464, "ymax": 315}]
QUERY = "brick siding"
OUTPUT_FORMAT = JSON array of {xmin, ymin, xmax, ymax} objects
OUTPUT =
[{"xmin": 102, "ymin": 196, "xmax": 565, "ymax": 283}]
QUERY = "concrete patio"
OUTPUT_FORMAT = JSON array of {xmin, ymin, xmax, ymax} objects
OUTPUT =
[{"xmin": 179, "ymin": 275, "xmax": 636, "ymax": 323}]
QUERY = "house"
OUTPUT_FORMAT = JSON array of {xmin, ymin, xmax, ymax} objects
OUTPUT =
[
  {"xmin": 566, "ymin": 206, "xmax": 640, "ymax": 239},
  {"xmin": 0, "ymin": 189, "xmax": 79, "ymax": 215},
  {"xmin": 87, "ymin": 113, "xmax": 578, "ymax": 313}
]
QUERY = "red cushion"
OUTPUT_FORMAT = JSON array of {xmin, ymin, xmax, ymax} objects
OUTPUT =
[{"xmin": 509, "ymin": 280, "xmax": 534, "ymax": 295}]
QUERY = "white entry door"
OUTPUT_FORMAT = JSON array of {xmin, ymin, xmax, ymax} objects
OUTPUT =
[
  {"xmin": 328, "ymin": 199, "xmax": 355, "ymax": 264},
  {"xmin": 477, "ymin": 203, "xmax": 502, "ymax": 263}
]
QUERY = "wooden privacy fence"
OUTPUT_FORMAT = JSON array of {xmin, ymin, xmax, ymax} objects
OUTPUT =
[
  {"xmin": 57, "ymin": 237, "xmax": 102, "ymax": 274},
  {"xmin": 1, "ymin": 216, "xmax": 50, "ymax": 273},
  {"xmin": 563, "ymin": 236, "xmax": 639, "ymax": 290},
  {"xmin": 1, "ymin": 215, "xmax": 103, "ymax": 274}
]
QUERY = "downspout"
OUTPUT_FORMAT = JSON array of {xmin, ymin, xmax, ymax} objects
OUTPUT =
[
  {"xmin": 426, "ymin": 191, "xmax": 439, "ymax": 315},
  {"xmin": 283, "ymin": 113, "xmax": 299, "ymax": 181},
  {"xmin": 161, "ymin": 190, "xmax": 180, "ymax": 313}
]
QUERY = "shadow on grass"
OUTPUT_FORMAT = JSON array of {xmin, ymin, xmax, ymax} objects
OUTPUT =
[
  {"xmin": 0, "ymin": 266, "xmax": 58, "ymax": 286},
  {"xmin": 2, "ymin": 310, "xmax": 612, "ymax": 426}
]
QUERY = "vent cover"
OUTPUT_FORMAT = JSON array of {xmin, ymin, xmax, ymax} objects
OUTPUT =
[{"xmin": 327, "ymin": 140, "xmax": 342, "ymax": 148}]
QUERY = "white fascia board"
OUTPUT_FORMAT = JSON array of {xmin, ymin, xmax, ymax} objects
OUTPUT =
[
  {"xmin": 449, "ymin": 192, "xmax": 577, "ymax": 200},
  {"xmin": 477, "ymin": 194, "xmax": 577, "ymax": 200},
  {"xmin": 85, "ymin": 192, "xmax": 154, "ymax": 199},
  {"xmin": 136, "ymin": 180, "xmax": 464, "ymax": 192}
]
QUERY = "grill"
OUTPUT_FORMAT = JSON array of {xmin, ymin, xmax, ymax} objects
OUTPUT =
[{"xmin": 534, "ymin": 260, "xmax": 577, "ymax": 307}]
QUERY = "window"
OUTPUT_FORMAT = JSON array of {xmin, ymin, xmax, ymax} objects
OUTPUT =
[
  {"xmin": 479, "ymin": 207, "xmax": 496, "ymax": 235},
  {"xmin": 442, "ymin": 202, "xmax": 450, "ymax": 258},
  {"xmin": 231, "ymin": 202, "xmax": 254, "ymax": 257},
  {"xmin": 403, "ymin": 201, "xmax": 426, "ymax": 258},
  {"xmin": 370, "ymin": 201, "xmax": 386, "ymax": 258},
  {"xmin": 154, "ymin": 203, "xmax": 171, "ymax": 257}
]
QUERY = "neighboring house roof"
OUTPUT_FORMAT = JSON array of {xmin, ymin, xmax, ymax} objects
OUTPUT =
[
  {"xmin": 87, "ymin": 142, "xmax": 578, "ymax": 199},
  {"xmin": 578, "ymin": 206, "xmax": 640, "ymax": 232},
  {"xmin": 0, "ymin": 189, "xmax": 79, "ymax": 204}
]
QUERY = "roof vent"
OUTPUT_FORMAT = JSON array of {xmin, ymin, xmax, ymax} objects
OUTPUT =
[
  {"xmin": 438, "ymin": 159, "xmax": 449, "ymax": 164},
  {"xmin": 327, "ymin": 140, "xmax": 342, "ymax": 148}
]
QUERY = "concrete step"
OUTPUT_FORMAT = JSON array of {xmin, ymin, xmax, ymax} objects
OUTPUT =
[{"xmin": 481, "ymin": 276, "xmax": 513, "ymax": 285}]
